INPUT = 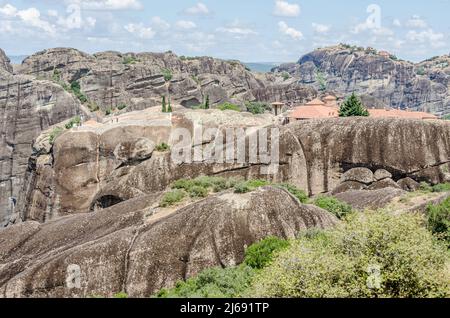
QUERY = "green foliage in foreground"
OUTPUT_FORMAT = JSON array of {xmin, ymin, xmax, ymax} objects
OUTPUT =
[
  {"xmin": 155, "ymin": 236, "xmax": 289, "ymax": 298},
  {"xmin": 427, "ymin": 197, "xmax": 450, "ymax": 246},
  {"xmin": 313, "ymin": 196, "xmax": 353, "ymax": 219},
  {"xmin": 339, "ymin": 93, "xmax": 369, "ymax": 117},
  {"xmin": 419, "ymin": 182, "xmax": 450, "ymax": 193},
  {"xmin": 113, "ymin": 292, "xmax": 129, "ymax": 298},
  {"xmin": 69, "ymin": 81, "xmax": 88, "ymax": 104},
  {"xmin": 155, "ymin": 265, "xmax": 256, "ymax": 298},
  {"xmin": 217, "ymin": 102, "xmax": 241, "ymax": 112},
  {"xmin": 249, "ymin": 211, "xmax": 449, "ymax": 298},
  {"xmin": 160, "ymin": 189, "xmax": 186, "ymax": 208},
  {"xmin": 244, "ymin": 237, "xmax": 290, "ymax": 270}
]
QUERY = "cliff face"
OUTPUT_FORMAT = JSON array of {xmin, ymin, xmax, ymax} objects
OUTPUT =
[
  {"xmin": 0, "ymin": 69, "xmax": 85, "ymax": 226},
  {"xmin": 17, "ymin": 48, "xmax": 314, "ymax": 111},
  {"xmin": 0, "ymin": 49, "xmax": 13, "ymax": 74},
  {"xmin": 274, "ymin": 45, "xmax": 450, "ymax": 116},
  {"xmin": 17, "ymin": 114, "xmax": 450, "ymax": 225}
]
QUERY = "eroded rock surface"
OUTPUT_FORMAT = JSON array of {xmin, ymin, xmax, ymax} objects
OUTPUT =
[{"xmin": 0, "ymin": 186, "xmax": 337, "ymax": 298}]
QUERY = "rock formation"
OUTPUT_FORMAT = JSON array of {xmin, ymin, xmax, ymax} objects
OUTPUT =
[
  {"xmin": 0, "ymin": 65, "xmax": 85, "ymax": 226},
  {"xmin": 0, "ymin": 186, "xmax": 337, "ymax": 298},
  {"xmin": 273, "ymin": 44, "xmax": 450, "ymax": 116}
]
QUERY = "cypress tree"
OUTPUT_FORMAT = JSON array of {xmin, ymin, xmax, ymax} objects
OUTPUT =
[
  {"xmin": 205, "ymin": 95, "xmax": 210, "ymax": 109},
  {"xmin": 162, "ymin": 96, "xmax": 167, "ymax": 113},
  {"xmin": 339, "ymin": 93, "xmax": 369, "ymax": 117},
  {"xmin": 168, "ymin": 97, "xmax": 173, "ymax": 113}
]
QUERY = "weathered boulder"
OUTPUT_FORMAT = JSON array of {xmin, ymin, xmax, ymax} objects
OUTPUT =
[
  {"xmin": 114, "ymin": 138, "xmax": 155, "ymax": 163},
  {"xmin": 397, "ymin": 177, "xmax": 421, "ymax": 192},
  {"xmin": 334, "ymin": 188, "xmax": 406, "ymax": 210},
  {"xmin": 367, "ymin": 178, "xmax": 402, "ymax": 191},
  {"xmin": 341, "ymin": 168, "xmax": 374, "ymax": 184},
  {"xmin": 332, "ymin": 181, "xmax": 366, "ymax": 195},
  {"xmin": 0, "ymin": 186, "xmax": 337, "ymax": 298},
  {"xmin": 374, "ymin": 169, "xmax": 392, "ymax": 181}
]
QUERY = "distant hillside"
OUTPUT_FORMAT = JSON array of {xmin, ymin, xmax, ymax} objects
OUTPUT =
[
  {"xmin": 244, "ymin": 62, "xmax": 281, "ymax": 73},
  {"xmin": 272, "ymin": 44, "xmax": 450, "ymax": 116}
]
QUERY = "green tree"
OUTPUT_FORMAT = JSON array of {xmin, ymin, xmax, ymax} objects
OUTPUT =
[
  {"xmin": 315, "ymin": 69, "xmax": 327, "ymax": 91},
  {"xmin": 162, "ymin": 96, "xmax": 167, "ymax": 113},
  {"xmin": 205, "ymin": 95, "xmax": 210, "ymax": 109},
  {"xmin": 167, "ymin": 97, "xmax": 173, "ymax": 113},
  {"xmin": 339, "ymin": 93, "xmax": 369, "ymax": 117}
]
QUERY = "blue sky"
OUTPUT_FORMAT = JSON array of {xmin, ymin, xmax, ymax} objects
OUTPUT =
[{"xmin": 0, "ymin": 0, "xmax": 449, "ymax": 62}]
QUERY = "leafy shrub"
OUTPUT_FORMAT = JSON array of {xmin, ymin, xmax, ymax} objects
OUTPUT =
[
  {"xmin": 244, "ymin": 236, "xmax": 290, "ymax": 269},
  {"xmin": 426, "ymin": 197, "xmax": 450, "ymax": 246},
  {"xmin": 65, "ymin": 116, "xmax": 81, "ymax": 129},
  {"xmin": 113, "ymin": 292, "xmax": 128, "ymax": 298},
  {"xmin": 155, "ymin": 265, "xmax": 255, "ymax": 298},
  {"xmin": 122, "ymin": 56, "xmax": 137, "ymax": 65},
  {"xmin": 420, "ymin": 182, "xmax": 433, "ymax": 193},
  {"xmin": 162, "ymin": 68, "xmax": 173, "ymax": 82},
  {"xmin": 245, "ymin": 102, "xmax": 271, "ymax": 115},
  {"xmin": 234, "ymin": 179, "xmax": 270, "ymax": 194},
  {"xmin": 172, "ymin": 176, "xmax": 239, "ymax": 196},
  {"xmin": 443, "ymin": 114, "xmax": 450, "ymax": 121},
  {"xmin": 281, "ymin": 72, "xmax": 290, "ymax": 81},
  {"xmin": 432, "ymin": 183, "xmax": 450, "ymax": 193},
  {"xmin": 217, "ymin": 103, "xmax": 241, "ymax": 112},
  {"xmin": 313, "ymin": 196, "xmax": 353, "ymax": 219},
  {"xmin": 88, "ymin": 102, "xmax": 99, "ymax": 112},
  {"xmin": 155, "ymin": 142, "xmax": 170, "ymax": 152},
  {"xmin": 49, "ymin": 127, "xmax": 64, "ymax": 145},
  {"xmin": 277, "ymin": 183, "xmax": 308, "ymax": 203},
  {"xmin": 105, "ymin": 108, "xmax": 112, "ymax": 116},
  {"xmin": 70, "ymin": 80, "xmax": 88, "ymax": 104},
  {"xmin": 117, "ymin": 103, "xmax": 127, "ymax": 110},
  {"xmin": 160, "ymin": 190, "xmax": 186, "ymax": 208},
  {"xmin": 188, "ymin": 185, "xmax": 209, "ymax": 198},
  {"xmin": 249, "ymin": 211, "xmax": 449, "ymax": 298}
]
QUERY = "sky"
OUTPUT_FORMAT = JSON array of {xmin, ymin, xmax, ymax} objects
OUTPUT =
[{"xmin": 0, "ymin": 0, "xmax": 449, "ymax": 63}]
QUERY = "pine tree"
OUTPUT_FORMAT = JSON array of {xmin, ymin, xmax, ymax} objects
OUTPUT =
[
  {"xmin": 205, "ymin": 95, "xmax": 210, "ymax": 109},
  {"xmin": 162, "ymin": 96, "xmax": 167, "ymax": 113},
  {"xmin": 168, "ymin": 97, "xmax": 173, "ymax": 113},
  {"xmin": 339, "ymin": 93, "xmax": 369, "ymax": 117}
]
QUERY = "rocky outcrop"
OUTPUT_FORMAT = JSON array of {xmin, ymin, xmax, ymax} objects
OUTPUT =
[
  {"xmin": 17, "ymin": 116, "xmax": 450, "ymax": 223},
  {"xmin": 0, "ymin": 186, "xmax": 337, "ymax": 298},
  {"xmin": 0, "ymin": 67, "xmax": 85, "ymax": 226},
  {"xmin": 17, "ymin": 48, "xmax": 308, "ymax": 112},
  {"xmin": 0, "ymin": 49, "xmax": 12, "ymax": 74},
  {"xmin": 273, "ymin": 44, "xmax": 450, "ymax": 116},
  {"xmin": 397, "ymin": 177, "xmax": 421, "ymax": 192},
  {"xmin": 334, "ymin": 188, "xmax": 406, "ymax": 210}
]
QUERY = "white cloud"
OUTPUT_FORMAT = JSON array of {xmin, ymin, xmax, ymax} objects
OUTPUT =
[
  {"xmin": 278, "ymin": 21, "xmax": 303, "ymax": 40},
  {"xmin": 47, "ymin": 9, "xmax": 59, "ymax": 17},
  {"xmin": 65, "ymin": 0, "xmax": 142, "ymax": 10},
  {"xmin": 217, "ymin": 26, "xmax": 257, "ymax": 36},
  {"xmin": 175, "ymin": 20, "xmax": 196, "ymax": 30},
  {"xmin": 124, "ymin": 23, "xmax": 155, "ymax": 39},
  {"xmin": 312, "ymin": 23, "xmax": 330, "ymax": 34},
  {"xmin": 406, "ymin": 15, "xmax": 427, "ymax": 29},
  {"xmin": 151, "ymin": 16, "xmax": 170, "ymax": 30},
  {"xmin": 184, "ymin": 3, "xmax": 210, "ymax": 16},
  {"xmin": 406, "ymin": 28, "xmax": 445, "ymax": 48},
  {"xmin": 393, "ymin": 19, "xmax": 401, "ymax": 27},
  {"xmin": 0, "ymin": 4, "xmax": 17, "ymax": 16},
  {"xmin": 274, "ymin": 0, "xmax": 300, "ymax": 17}
]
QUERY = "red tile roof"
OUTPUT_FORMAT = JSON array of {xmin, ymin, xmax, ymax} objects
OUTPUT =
[
  {"xmin": 368, "ymin": 109, "xmax": 438, "ymax": 120},
  {"xmin": 290, "ymin": 106, "xmax": 339, "ymax": 119}
]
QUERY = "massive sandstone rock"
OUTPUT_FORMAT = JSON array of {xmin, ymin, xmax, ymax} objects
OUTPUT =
[
  {"xmin": 0, "ymin": 186, "xmax": 337, "ymax": 298},
  {"xmin": 17, "ymin": 48, "xmax": 315, "ymax": 112},
  {"xmin": 0, "ymin": 68, "xmax": 85, "ymax": 226},
  {"xmin": 16, "ymin": 116, "xmax": 450, "ymax": 223},
  {"xmin": 273, "ymin": 44, "xmax": 450, "ymax": 116},
  {"xmin": 0, "ymin": 49, "xmax": 13, "ymax": 74}
]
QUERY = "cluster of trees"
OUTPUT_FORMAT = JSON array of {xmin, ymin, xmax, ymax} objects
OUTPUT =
[{"xmin": 161, "ymin": 96, "xmax": 173, "ymax": 113}]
